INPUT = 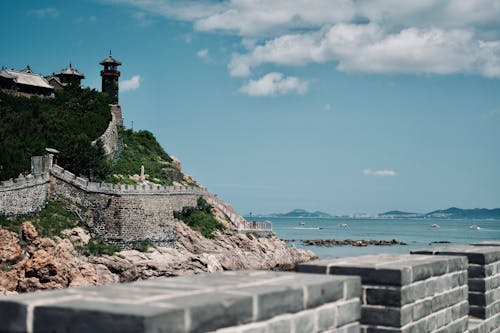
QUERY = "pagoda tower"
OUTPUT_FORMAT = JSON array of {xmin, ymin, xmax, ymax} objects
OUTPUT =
[
  {"xmin": 100, "ymin": 51, "xmax": 121, "ymax": 104},
  {"xmin": 53, "ymin": 63, "xmax": 85, "ymax": 86}
]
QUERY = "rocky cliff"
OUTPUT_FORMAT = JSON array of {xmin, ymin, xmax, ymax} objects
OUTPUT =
[{"xmin": 0, "ymin": 220, "xmax": 315, "ymax": 295}]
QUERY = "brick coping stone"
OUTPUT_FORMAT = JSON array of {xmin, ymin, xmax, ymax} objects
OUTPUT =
[
  {"xmin": 0, "ymin": 270, "xmax": 360, "ymax": 333},
  {"xmin": 412, "ymin": 245, "xmax": 500, "ymax": 265},
  {"xmin": 297, "ymin": 253, "xmax": 467, "ymax": 286}
]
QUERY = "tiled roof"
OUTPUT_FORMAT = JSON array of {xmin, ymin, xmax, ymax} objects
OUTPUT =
[
  {"xmin": 53, "ymin": 65, "xmax": 85, "ymax": 78},
  {"xmin": 0, "ymin": 68, "xmax": 53, "ymax": 89},
  {"xmin": 99, "ymin": 55, "xmax": 122, "ymax": 66}
]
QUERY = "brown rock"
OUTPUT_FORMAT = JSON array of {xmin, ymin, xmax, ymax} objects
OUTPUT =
[
  {"xmin": 21, "ymin": 222, "xmax": 40, "ymax": 255},
  {"xmin": 0, "ymin": 228, "xmax": 22, "ymax": 263},
  {"xmin": 61, "ymin": 227, "xmax": 91, "ymax": 247}
]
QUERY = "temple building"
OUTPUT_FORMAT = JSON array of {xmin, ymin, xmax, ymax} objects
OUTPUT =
[
  {"xmin": 46, "ymin": 63, "xmax": 85, "ymax": 90},
  {"xmin": 100, "ymin": 52, "xmax": 121, "ymax": 104},
  {"xmin": 1, "ymin": 52, "xmax": 121, "ymax": 99},
  {"xmin": 0, "ymin": 66, "xmax": 54, "ymax": 96}
]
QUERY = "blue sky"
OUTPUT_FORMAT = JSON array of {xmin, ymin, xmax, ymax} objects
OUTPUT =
[{"xmin": 2, "ymin": 0, "xmax": 500, "ymax": 215}]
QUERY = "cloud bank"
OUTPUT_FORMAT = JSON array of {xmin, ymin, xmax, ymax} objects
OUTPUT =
[
  {"xmin": 363, "ymin": 169, "xmax": 397, "ymax": 177},
  {"xmin": 100, "ymin": 0, "xmax": 500, "ymax": 81},
  {"xmin": 121, "ymin": 75, "xmax": 142, "ymax": 92}
]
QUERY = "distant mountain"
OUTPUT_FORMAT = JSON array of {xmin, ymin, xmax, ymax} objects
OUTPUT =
[
  {"xmin": 425, "ymin": 207, "xmax": 500, "ymax": 219},
  {"xmin": 379, "ymin": 210, "xmax": 421, "ymax": 218},
  {"xmin": 268, "ymin": 209, "xmax": 333, "ymax": 218},
  {"xmin": 379, "ymin": 210, "xmax": 422, "ymax": 217}
]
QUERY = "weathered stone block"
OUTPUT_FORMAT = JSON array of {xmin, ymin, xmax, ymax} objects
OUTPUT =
[
  {"xmin": 34, "ymin": 300, "xmax": 185, "ymax": 333},
  {"xmin": 361, "ymin": 305, "xmax": 412, "ymax": 327},
  {"xmin": 412, "ymin": 245, "xmax": 500, "ymax": 266}
]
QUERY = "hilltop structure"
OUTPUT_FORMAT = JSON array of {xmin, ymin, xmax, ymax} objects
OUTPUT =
[
  {"xmin": 100, "ymin": 51, "xmax": 121, "ymax": 104},
  {"xmin": 0, "ymin": 66, "xmax": 54, "ymax": 96},
  {"xmin": 46, "ymin": 63, "xmax": 85, "ymax": 90},
  {"xmin": 0, "ymin": 53, "xmax": 114, "ymax": 99}
]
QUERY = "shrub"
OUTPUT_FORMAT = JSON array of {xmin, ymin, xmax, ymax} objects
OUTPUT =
[
  {"xmin": 0, "ymin": 200, "xmax": 78, "ymax": 237},
  {"xmin": 134, "ymin": 240, "xmax": 157, "ymax": 252},
  {"xmin": 174, "ymin": 197, "xmax": 225, "ymax": 239},
  {"xmin": 77, "ymin": 239, "xmax": 118, "ymax": 256}
]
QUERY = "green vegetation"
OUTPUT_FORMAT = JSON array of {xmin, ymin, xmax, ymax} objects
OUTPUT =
[
  {"xmin": 77, "ymin": 239, "xmax": 118, "ymax": 256},
  {"xmin": 174, "ymin": 197, "xmax": 225, "ymax": 239},
  {"xmin": 0, "ymin": 86, "xmax": 111, "ymax": 180},
  {"xmin": 106, "ymin": 129, "xmax": 179, "ymax": 185},
  {"xmin": 0, "ymin": 200, "xmax": 78, "ymax": 237},
  {"xmin": 134, "ymin": 240, "xmax": 157, "ymax": 252}
]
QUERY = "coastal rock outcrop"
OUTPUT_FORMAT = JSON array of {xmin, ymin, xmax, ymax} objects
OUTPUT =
[
  {"xmin": 1, "ymin": 220, "xmax": 315, "ymax": 294},
  {"xmin": 0, "ymin": 222, "xmax": 118, "ymax": 295},
  {"xmin": 299, "ymin": 238, "xmax": 407, "ymax": 247}
]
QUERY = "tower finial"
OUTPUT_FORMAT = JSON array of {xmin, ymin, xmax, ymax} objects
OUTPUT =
[
  {"xmin": 109, "ymin": 49, "xmax": 112, "ymax": 56},
  {"xmin": 69, "ymin": 61, "xmax": 72, "ymax": 68}
]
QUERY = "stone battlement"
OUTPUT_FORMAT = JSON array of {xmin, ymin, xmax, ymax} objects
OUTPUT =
[
  {"xmin": 0, "ymin": 173, "xmax": 49, "ymax": 192},
  {"xmin": 51, "ymin": 164, "xmax": 207, "ymax": 196}
]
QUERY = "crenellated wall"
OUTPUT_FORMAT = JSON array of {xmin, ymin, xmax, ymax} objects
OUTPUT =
[
  {"xmin": 92, "ymin": 104, "xmax": 122, "ymax": 157},
  {"xmin": 48, "ymin": 164, "xmax": 208, "ymax": 248},
  {"xmin": 0, "ymin": 173, "xmax": 50, "ymax": 216}
]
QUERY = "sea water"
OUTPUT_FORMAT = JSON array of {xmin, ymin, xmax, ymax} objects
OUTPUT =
[{"xmin": 252, "ymin": 217, "xmax": 500, "ymax": 259}]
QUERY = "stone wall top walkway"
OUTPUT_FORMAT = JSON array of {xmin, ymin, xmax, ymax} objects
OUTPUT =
[{"xmin": 0, "ymin": 270, "xmax": 360, "ymax": 333}]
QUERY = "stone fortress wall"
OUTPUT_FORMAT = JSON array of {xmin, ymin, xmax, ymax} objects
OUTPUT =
[
  {"xmin": 0, "ymin": 173, "xmax": 49, "ymax": 216},
  {"xmin": 92, "ymin": 104, "xmax": 122, "ymax": 158},
  {"xmin": 50, "ymin": 164, "xmax": 207, "ymax": 247},
  {"xmin": 0, "ymin": 157, "xmax": 211, "ymax": 248}
]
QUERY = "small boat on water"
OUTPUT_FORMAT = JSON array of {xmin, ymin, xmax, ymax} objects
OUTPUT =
[
  {"xmin": 339, "ymin": 223, "xmax": 348, "ymax": 228},
  {"xmin": 299, "ymin": 221, "xmax": 305, "ymax": 225},
  {"xmin": 431, "ymin": 224, "xmax": 440, "ymax": 228},
  {"xmin": 469, "ymin": 224, "xmax": 481, "ymax": 230},
  {"xmin": 293, "ymin": 227, "xmax": 323, "ymax": 230}
]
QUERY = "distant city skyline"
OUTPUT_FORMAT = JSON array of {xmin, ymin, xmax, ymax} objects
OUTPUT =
[{"xmin": 2, "ymin": 1, "xmax": 500, "ymax": 215}]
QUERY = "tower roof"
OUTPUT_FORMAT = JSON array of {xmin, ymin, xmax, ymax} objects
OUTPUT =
[
  {"xmin": 53, "ymin": 64, "xmax": 85, "ymax": 78},
  {"xmin": 100, "ymin": 52, "xmax": 122, "ymax": 66}
]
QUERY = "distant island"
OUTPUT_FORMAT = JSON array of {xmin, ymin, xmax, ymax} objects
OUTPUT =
[
  {"xmin": 255, "ymin": 207, "xmax": 500, "ymax": 220},
  {"xmin": 258, "ymin": 209, "xmax": 334, "ymax": 219},
  {"xmin": 380, "ymin": 207, "xmax": 500, "ymax": 220}
]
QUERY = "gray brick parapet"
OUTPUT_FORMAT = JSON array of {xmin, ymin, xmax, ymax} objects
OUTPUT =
[
  {"xmin": 0, "ymin": 270, "xmax": 361, "ymax": 333},
  {"xmin": 412, "ymin": 246, "xmax": 500, "ymax": 319},
  {"xmin": 297, "ymin": 254, "xmax": 469, "ymax": 333},
  {"xmin": 0, "ymin": 173, "xmax": 49, "ymax": 216}
]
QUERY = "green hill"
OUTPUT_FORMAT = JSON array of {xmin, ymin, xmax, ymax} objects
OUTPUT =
[
  {"xmin": 270, "ymin": 209, "xmax": 333, "ymax": 218},
  {"xmin": 0, "ymin": 86, "xmax": 111, "ymax": 180},
  {"xmin": 425, "ymin": 207, "xmax": 500, "ymax": 219}
]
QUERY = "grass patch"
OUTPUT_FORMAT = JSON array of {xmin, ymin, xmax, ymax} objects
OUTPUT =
[
  {"xmin": 106, "ymin": 129, "xmax": 179, "ymax": 185},
  {"xmin": 77, "ymin": 239, "xmax": 118, "ymax": 256},
  {"xmin": 174, "ymin": 197, "xmax": 225, "ymax": 239},
  {"xmin": 0, "ymin": 200, "xmax": 78, "ymax": 237},
  {"xmin": 134, "ymin": 240, "xmax": 157, "ymax": 252}
]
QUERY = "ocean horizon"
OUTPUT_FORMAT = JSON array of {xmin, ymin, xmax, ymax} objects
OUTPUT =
[{"xmin": 251, "ymin": 217, "xmax": 500, "ymax": 259}]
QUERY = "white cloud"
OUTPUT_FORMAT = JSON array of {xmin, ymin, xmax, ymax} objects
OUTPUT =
[
  {"xmin": 239, "ymin": 72, "xmax": 309, "ymax": 96},
  {"xmin": 27, "ymin": 8, "xmax": 60, "ymax": 18},
  {"xmin": 99, "ymin": 0, "xmax": 500, "ymax": 79},
  {"xmin": 363, "ymin": 169, "xmax": 397, "ymax": 177},
  {"xmin": 229, "ymin": 24, "xmax": 500, "ymax": 78},
  {"xmin": 196, "ymin": 48, "xmax": 210, "ymax": 61},
  {"xmin": 121, "ymin": 75, "xmax": 142, "ymax": 92}
]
